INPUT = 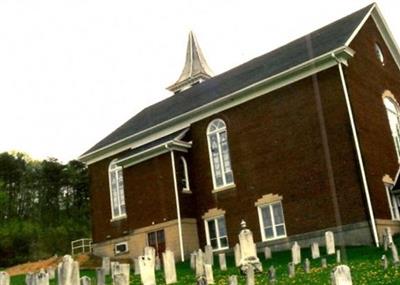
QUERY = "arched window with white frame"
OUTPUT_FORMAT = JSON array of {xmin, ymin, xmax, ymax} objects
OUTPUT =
[
  {"xmin": 383, "ymin": 96, "xmax": 400, "ymax": 160},
  {"xmin": 207, "ymin": 119, "xmax": 234, "ymax": 189},
  {"xmin": 109, "ymin": 159, "xmax": 126, "ymax": 219}
]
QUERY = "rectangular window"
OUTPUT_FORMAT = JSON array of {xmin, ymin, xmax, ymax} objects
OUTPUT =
[
  {"xmin": 114, "ymin": 241, "xmax": 128, "ymax": 255},
  {"xmin": 258, "ymin": 202, "xmax": 286, "ymax": 241},
  {"xmin": 147, "ymin": 230, "xmax": 166, "ymax": 257},
  {"xmin": 205, "ymin": 216, "xmax": 229, "ymax": 250}
]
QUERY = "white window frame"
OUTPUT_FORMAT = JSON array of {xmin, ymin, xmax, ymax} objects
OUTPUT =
[
  {"xmin": 206, "ymin": 119, "xmax": 235, "ymax": 190},
  {"xmin": 383, "ymin": 95, "xmax": 400, "ymax": 161},
  {"xmin": 204, "ymin": 215, "xmax": 229, "ymax": 251},
  {"xmin": 114, "ymin": 241, "xmax": 129, "ymax": 255},
  {"xmin": 180, "ymin": 156, "xmax": 191, "ymax": 193},
  {"xmin": 257, "ymin": 201, "xmax": 287, "ymax": 242},
  {"xmin": 108, "ymin": 159, "xmax": 127, "ymax": 220}
]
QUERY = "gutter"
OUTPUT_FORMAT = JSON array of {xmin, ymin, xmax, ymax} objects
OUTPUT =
[
  {"xmin": 332, "ymin": 53, "xmax": 380, "ymax": 247},
  {"xmin": 167, "ymin": 145, "xmax": 185, "ymax": 261}
]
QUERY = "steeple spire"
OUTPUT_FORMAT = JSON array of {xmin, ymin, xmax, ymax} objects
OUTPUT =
[{"xmin": 167, "ymin": 31, "xmax": 213, "ymax": 93}]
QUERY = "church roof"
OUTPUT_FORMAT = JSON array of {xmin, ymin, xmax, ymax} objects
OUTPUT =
[
  {"xmin": 167, "ymin": 31, "xmax": 213, "ymax": 93},
  {"xmin": 81, "ymin": 4, "xmax": 375, "ymax": 160}
]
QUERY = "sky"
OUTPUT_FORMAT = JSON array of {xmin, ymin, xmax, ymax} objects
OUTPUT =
[{"xmin": 0, "ymin": 0, "xmax": 399, "ymax": 163}]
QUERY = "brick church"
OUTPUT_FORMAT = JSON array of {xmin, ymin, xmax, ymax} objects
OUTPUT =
[{"xmin": 80, "ymin": 3, "xmax": 400, "ymax": 261}]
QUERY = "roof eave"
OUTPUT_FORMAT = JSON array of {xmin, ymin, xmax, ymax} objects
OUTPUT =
[{"xmin": 79, "ymin": 46, "xmax": 354, "ymax": 165}]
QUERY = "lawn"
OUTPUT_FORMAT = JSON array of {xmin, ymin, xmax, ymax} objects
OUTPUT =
[{"xmin": 10, "ymin": 243, "xmax": 400, "ymax": 284}]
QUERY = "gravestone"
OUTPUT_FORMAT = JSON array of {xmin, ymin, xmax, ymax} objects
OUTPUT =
[
  {"xmin": 331, "ymin": 265, "xmax": 352, "ymax": 285},
  {"xmin": 219, "ymin": 253, "xmax": 227, "ymax": 271},
  {"xmin": 204, "ymin": 245, "xmax": 214, "ymax": 265},
  {"xmin": 385, "ymin": 227, "xmax": 393, "ymax": 246},
  {"xmin": 80, "ymin": 276, "xmax": 91, "ymax": 285},
  {"xmin": 288, "ymin": 262, "xmax": 295, "ymax": 278},
  {"xmin": 336, "ymin": 250, "xmax": 341, "ymax": 264},
  {"xmin": 139, "ymin": 255, "xmax": 156, "ymax": 285},
  {"xmin": 228, "ymin": 275, "xmax": 238, "ymax": 285},
  {"xmin": 204, "ymin": 264, "xmax": 214, "ymax": 284},
  {"xmin": 110, "ymin": 262, "xmax": 119, "ymax": 278},
  {"xmin": 264, "ymin": 247, "xmax": 272, "ymax": 260},
  {"xmin": 390, "ymin": 243, "xmax": 400, "ymax": 265},
  {"xmin": 325, "ymin": 231, "xmax": 335, "ymax": 255},
  {"xmin": 46, "ymin": 268, "xmax": 56, "ymax": 280},
  {"xmin": 234, "ymin": 244, "xmax": 241, "ymax": 267},
  {"xmin": 57, "ymin": 255, "xmax": 80, "ymax": 285},
  {"xmin": 268, "ymin": 266, "xmax": 276, "ymax": 284},
  {"xmin": 0, "ymin": 272, "xmax": 9, "ymax": 285},
  {"xmin": 116, "ymin": 264, "xmax": 130, "ymax": 283},
  {"xmin": 291, "ymin": 242, "xmax": 301, "ymax": 265},
  {"xmin": 163, "ymin": 250, "xmax": 177, "ymax": 284},
  {"xmin": 311, "ymin": 242, "xmax": 320, "ymax": 259},
  {"xmin": 36, "ymin": 270, "xmax": 49, "ymax": 285},
  {"xmin": 133, "ymin": 258, "xmax": 140, "ymax": 275},
  {"xmin": 196, "ymin": 276, "xmax": 207, "ymax": 285},
  {"xmin": 113, "ymin": 273, "xmax": 128, "ymax": 285},
  {"xmin": 321, "ymin": 258, "xmax": 327, "ymax": 268},
  {"xmin": 102, "ymin": 257, "xmax": 110, "ymax": 275},
  {"xmin": 96, "ymin": 268, "xmax": 105, "ymax": 285},
  {"xmin": 26, "ymin": 272, "xmax": 34, "ymax": 285},
  {"xmin": 190, "ymin": 252, "xmax": 196, "ymax": 270},
  {"xmin": 195, "ymin": 249, "xmax": 205, "ymax": 277},
  {"xmin": 155, "ymin": 256, "xmax": 161, "ymax": 271},
  {"xmin": 144, "ymin": 246, "xmax": 156, "ymax": 268},
  {"xmin": 304, "ymin": 258, "xmax": 310, "ymax": 273},
  {"xmin": 238, "ymin": 220, "xmax": 262, "ymax": 272},
  {"xmin": 381, "ymin": 255, "xmax": 388, "ymax": 270},
  {"xmin": 245, "ymin": 265, "xmax": 254, "ymax": 285}
]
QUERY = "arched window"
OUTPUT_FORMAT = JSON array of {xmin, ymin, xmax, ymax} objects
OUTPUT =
[
  {"xmin": 109, "ymin": 160, "xmax": 126, "ymax": 219},
  {"xmin": 179, "ymin": 156, "xmax": 191, "ymax": 192},
  {"xmin": 384, "ymin": 96, "xmax": 400, "ymax": 159},
  {"xmin": 207, "ymin": 119, "xmax": 234, "ymax": 189}
]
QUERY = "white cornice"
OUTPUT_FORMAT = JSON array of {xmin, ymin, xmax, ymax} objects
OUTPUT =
[{"xmin": 80, "ymin": 46, "xmax": 355, "ymax": 165}]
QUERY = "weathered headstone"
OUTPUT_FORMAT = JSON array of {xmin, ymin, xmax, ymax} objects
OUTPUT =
[
  {"xmin": 163, "ymin": 250, "xmax": 177, "ymax": 284},
  {"xmin": 321, "ymin": 258, "xmax": 327, "ymax": 268},
  {"xmin": 385, "ymin": 227, "xmax": 393, "ymax": 246},
  {"xmin": 144, "ymin": 246, "xmax": 156, "ymax": 261},
  {"xmin": 238, "ymin": 220, "xmax": 262, "ymax": 272},
  {"xmin": 291, "ymin": 242, "xmax": 301, "ymax": 265},
  {"xmin": 80, "ymin": 276, "xmax": 91, "ymax": 285},
  {"xmin": 390, "ymin": 243, "xmax": 400, "ymax": 265},
  {"xmin": 264, "ymin": 247, "xmax": 272, "ymax": 260},
  {"xmin": 304, "ymin": 258, "xmax": 310, "ymax": 273},
  {"xmin": 219, "ymin": 253, "xmax": 227, "ymax": 271},
  {"xmin": 26, "ymin": 272, "xmax": 34, "ymax": 285},
  {"xmin": 268, "ymin": 265, "xmax": 276, "ymax": 284},
  {"xmin": 110, "ymin": 261, "xmax": 119, "ymax": 278},
  {"xmin": 155, "ymin": 256, "xmax": 161, "ymax": 271},
  {"xmin": 0, "ymin": 272, "xmax": 9, "ymax": 285},
  {"xmin": 234, "ymin": 243, "xmax": 241, "ymax": 267},
  {"xmin": 117, "ymin": 264, "xmax": 130, "ymax": 283},
  {"xmin": 113, "ymin": 273, "xmax": 128, "ymax": 285},
  {"xmin": 288, "ymin": 262, "xmax": 295, "ymax": 278},
  {"xmin": 46, "ymin": 268, "xmax": 56, "ymax": 280},
  {"xmin": 204, "ymin": 245, "xmax": 214, "ymax": 266},
  {"xmin": 336, "ymin": 250, "xmax": 341, "ymax": 264},
  {"xmin": 325, "ymin": 231, "xmax": 335, "ymax": 255},
  {"xmin": 133, "ymin": 258, "xmax": 140, "ymax": 275},
  {"xmin": 245, "ymin": 266, "xmax": 254, "ymax": 285},
  {"xmin": 139, "ymin": 255, "xmax": 156, "ymax": 285},
  {"xmin": 195, "ymin": 249, "xmax": 204, "ymax": 277},
  {"xmin": 190, "ymin": 252, "xmax": 196, "ymax": 270},
  {"xmin": 57, "ymin": 255, "xmax": 80, "ymax": 285},
  {"xmin": 204, "ymin": 264, "xmax": 214, "ymax": 284},
  {"xmin": 36, "ymin": 270, "xmax": 49, "ymax": 285},
  {"xmin": 196, "ymin": 276, "xmax": 207, "ymax": 285},
  {"xmin": 311, "ymin": 242, "xmax": 320, "ymax": 259},
  {"xmin": 331, "ymin": 265, "xmax": 352, "ymax": 285},
  {"xmin": 102, "ymin": 257, "xmax": 110, "ymax": 275},
  {"xmin": 228, "ymin": 275, "xmax": 238, "ymax": 285},
  {"xmin": 381, "ymin": 255, "xmax": 388, "ymax": 270},
  {"xmin": 96, "ymin": 268, "xmax": 106, "ymax": 285}
]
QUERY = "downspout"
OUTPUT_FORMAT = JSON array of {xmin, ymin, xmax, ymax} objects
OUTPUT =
[
  {"xmin": 166, "ymin": 145, "xmax": 185, "ymax": 261},
  {"xmin": 332, "ymin": 53, "xmax": 380, "ymax": 247}
]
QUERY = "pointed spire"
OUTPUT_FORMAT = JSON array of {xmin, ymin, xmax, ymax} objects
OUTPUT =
[{"xmin": 167, "ymin": 31, "xmax": 213, "ymax": 93}]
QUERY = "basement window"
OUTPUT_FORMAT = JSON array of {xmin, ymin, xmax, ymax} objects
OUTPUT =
[{"xmin": 114, "ymin": 241, "xmax": 128, "ymax": 255}]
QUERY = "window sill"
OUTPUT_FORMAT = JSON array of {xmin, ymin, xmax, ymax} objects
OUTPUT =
[
  {"xmin": 115, "ymin": 250, "xmax": 129, "ymax": 256},
  {"xmin": 262, "ymin": 235, "xmax": 287, "ymax": 243},
  {"xmin": 211, "ymin": 246, "xmax": 229, "ymax": 252},
  {"xmin": 212, "ymin": 183, "xmax": 236, "ymax": 193},
  {"xmin": 110, "ymin": 214, "xmax": 127, "ymax": 223},
  {"xmin": 182, "ymin": 188, "xmax": 192, "ymax": 194}
]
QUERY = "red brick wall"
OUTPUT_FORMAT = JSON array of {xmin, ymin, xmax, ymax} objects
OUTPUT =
[{"xmin": 346, "ymin": 17, "xmax": 400, "ymax": 220}]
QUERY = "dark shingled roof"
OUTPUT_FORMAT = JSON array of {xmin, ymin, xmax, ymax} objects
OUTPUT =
[{"xmin": 83, "ymin": 4, "xmax": 373, "ymax": 156}]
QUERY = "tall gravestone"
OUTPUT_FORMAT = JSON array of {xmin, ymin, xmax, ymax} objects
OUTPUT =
[
  {"xmin": 113, "ymin": 273, "xmax": 128, "ymax": 285},
  {"xmin": 336, "ymin": 250, "xmax": 341, "ymax": 264},
  {"xmin": 264, "ymin": 247, "xmax": 272, "ymax": 260},
  {"xmin": 80, "ymin": 276, "xmax": 91, "ymax": 285},
  {"xmin": 304, "ymin": 258, "xmax": 310, "ymax": 273},
  {"xmin": 57, "ymin": 255, "xmax": 80, "ymax": 285},
  {"xmin": 219, "ymin": 253, "xmax": 227, "ymax": 271},
  {"xmin": 234, "ymin": 244, "xmax": 241, "ymax": 267},
  {"xmin": 110, "ymin": 261, "xmax": 119, "ymax": 278},
  {"xmin": 102, "ymin": 257, "xmax": 110, "ymax": 275},
  {"xmin": 245, "ymin": 265, "xmax": 254, "ymax": 285},
  {"xmin": 228, "ymin": 275, "xmax": 238, "ymax": 285},
  {"xmin": 139, "ymin": 255, "xmax": 156, "ymax": 285},
  {"xmin": 0, "ymin": 272, "xmax": 9, "ymax": 285},
  {"xmin": 96, "ymin": 268, "xmax": 105, "ymax": 285},
  {"xmin": 47, "ymin": 268, "xmax": 56, "ymax": 280},
  {"xmin": 204, "ymin": 264, "xmax": 214, "ymax": 284},
  {"xmin": 36, "ymin": 270, "xmax": 50, "ymax": 285},
  {"xmin": 325, "ymin": 231, "xmax": 335, "ymax": 255},
  {"xmin": 195, "ymin": 249, "xmax": 205, "ymax": 277},
  {"xmin": 204, "ymin": 245, "xmax": 214, "ymax": 266},
  {"xmin": 291, "ymin": 242, "xmax": 301, "ymax": 265},
  {"xmin": 381, "ymin": 255, "xmax": 388, "ymax": 270},
  {"xmin": 144, "ymin": 246, "xmax": 156, "ymax": 266},
  {"xmin": 115, "ymin": 264, "xmax": 130, "ymax": 284},
  {"xmin": 331, "ymin": 265, "xmax": 352, "ymax": 285},
  {"xmin": 133, "ymin": 258, "xmax": 140, "ymax": 275},
  {"xmin": 163, "ymin": 250, "xmax": 177, "ymax": 284},
  {"xmin": 311, "ymin": 242, "xmax": 320, "ymax": 259},
  {"xmin": 155, "ymin": 256, "xmax": 161, "ymax": 271},
  {"xmin": 238, "ymin": 220, "xmax": 262, "ymax": 273},
  {"xmin": 190, "ymin": 252, "xmax": 196, "ymax": 270}
]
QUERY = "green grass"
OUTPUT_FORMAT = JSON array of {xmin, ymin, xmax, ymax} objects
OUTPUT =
[{"xmin": 9, "ymin": 244, "xmax": 400, "ymax": 284}]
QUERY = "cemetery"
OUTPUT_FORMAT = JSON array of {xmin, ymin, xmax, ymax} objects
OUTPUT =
[{"xmin": 3, "ymin": 224, "xmax": 400, "ymax": 284}]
